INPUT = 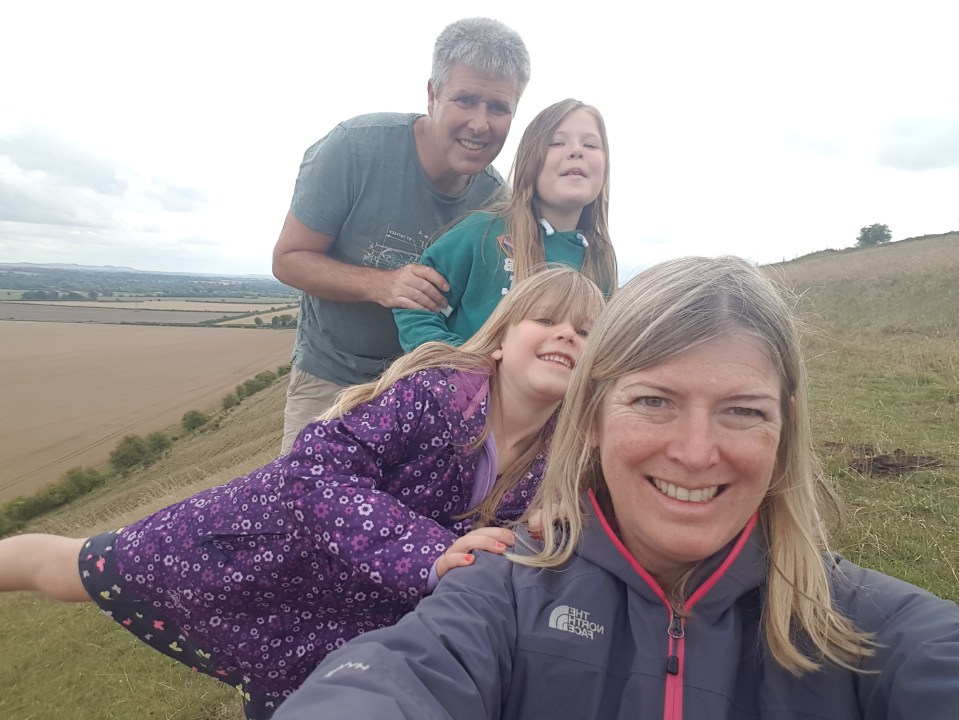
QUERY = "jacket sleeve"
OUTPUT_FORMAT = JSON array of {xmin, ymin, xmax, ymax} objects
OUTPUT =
[
  {"xmin": 272, "ymin": 550, "xmax": 516, "ymax": 720},
  {"xmin": 393, "ymin": 214, "xmax": 493, "ymax": 352},
  {"xmin": 287, "ymin": 372, "xmax": 460, "ymax": 599},
  {"xmin": 837, "ymin": 559, "xmax": 959, "ymax": 719}
]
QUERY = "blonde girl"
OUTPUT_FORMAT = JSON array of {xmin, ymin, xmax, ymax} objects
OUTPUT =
[{"xmin": 0, "ymin": 267, "xmax": 605, "ymax": 720}]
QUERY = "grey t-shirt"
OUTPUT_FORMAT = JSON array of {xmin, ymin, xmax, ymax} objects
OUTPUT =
[{"xmin": 289, "ymin": 112, "xmax": 504, "ymax": 386}]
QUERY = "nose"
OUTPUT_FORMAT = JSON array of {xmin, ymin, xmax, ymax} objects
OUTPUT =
[
  {"xmin": 568, "ymin": 143, "xmax": 584, "ymax": 159},
  {"xmin": 553, "ymin": 320, "xmax": 579, "ymax": 344},
  {"xmin": 466, "ymin": 105, "xmax": 490, "ymax": 135},
  {"xmin": 665, "ymin": 411, "xmax": 720, "ymax": 471}
]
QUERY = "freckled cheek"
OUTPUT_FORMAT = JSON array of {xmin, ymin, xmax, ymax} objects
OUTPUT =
[{"xmin": 601, "ymin": 432, "xmax": 654, "ymax": 472}]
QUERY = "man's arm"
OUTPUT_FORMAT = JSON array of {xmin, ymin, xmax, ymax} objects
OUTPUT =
[{"xmin": 272, "ymin": 211, "xmax": 451, "ymax": 311}]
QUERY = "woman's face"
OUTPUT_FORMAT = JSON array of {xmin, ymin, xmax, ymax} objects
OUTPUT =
[{"xmin": 593, "ymin": 332, "xmax": 784, "ymax": 586}]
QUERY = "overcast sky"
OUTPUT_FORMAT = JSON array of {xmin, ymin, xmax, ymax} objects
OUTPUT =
[{"xmin": 2, "ymin": 0, "xmax": 957, "ymax": 281}]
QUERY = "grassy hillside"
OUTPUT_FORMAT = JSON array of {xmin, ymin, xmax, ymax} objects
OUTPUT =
[
  {"xmin": 1, "ymin": 232, "xmax": 958, "ymax": 718},
  {"xmin": 767, "ymin": 231, "xmax": 959, "ymax": 597},
  {"xmin": 0, "ymin": 384, "xmax": 288, "ymax": 720}
]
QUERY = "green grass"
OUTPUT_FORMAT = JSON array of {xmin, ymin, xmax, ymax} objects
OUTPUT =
[
  {"xmin": 773, "ymin": 232, "xmax": 959, "ymax": 601},
  {"xmin": 1, "ymin": 233, "xmax": 958, "ymax": 717},
  {"xmin": 0, "ymin": 385, "xmax": 287, "ymax": 719}
]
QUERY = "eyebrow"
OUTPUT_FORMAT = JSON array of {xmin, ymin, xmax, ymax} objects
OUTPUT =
[{"xmin": 617, "ymin": 382, "xmax": 779, "ymax": 403}]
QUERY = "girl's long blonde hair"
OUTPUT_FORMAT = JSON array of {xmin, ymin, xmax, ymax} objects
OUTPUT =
[
  {"xmin": 516, "ymin": 256, "xmax": 873, "ymax": 675},
  {"xmin": 324, "ymin": 266, "xmax": 606, "ymax": 525},
  {"xmin": 478, "ymin": 99, "xmax": 617, "ymax": 295}
]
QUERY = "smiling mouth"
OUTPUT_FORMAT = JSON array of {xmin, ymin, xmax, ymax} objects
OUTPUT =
[
  {"xmin": 650, "ymin": 477, "xmax": 723, "ymax": 503},
  {"xmin": 561, "ymin": 169, "xmax": 586, "ymax": 177},
  {"xmin": 538, "ymin": 352, "xmax": 575, "ymax": 369},
  {"xmin": 458, "ymin": 139, "xmax": 487, "ymax": 151}
]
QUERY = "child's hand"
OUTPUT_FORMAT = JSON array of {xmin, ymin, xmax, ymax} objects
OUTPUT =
[
  {"xmin": 526, "ymin": 509, "xmax": 545, "ymax": 540},
  {"xmin": 436, "ymin": 527, "xmax": 515, "ymax": 578}
]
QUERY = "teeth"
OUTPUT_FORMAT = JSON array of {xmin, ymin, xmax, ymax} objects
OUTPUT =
[
  {"xmin": 652, "ymin": 479, "xmax": 718, "ymax": 503},
  {"xmin": 459, "ymin": 139, "xmax": 485, "ymax": 150},
  {"xmin": 539, "ymin": 353, "xmax": 573, "ymax": 369}
]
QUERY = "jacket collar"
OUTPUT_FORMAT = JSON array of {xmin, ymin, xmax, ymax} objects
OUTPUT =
[{"xmin": 578, "ymin": 490, "xmax": 768, "ymax": 618}]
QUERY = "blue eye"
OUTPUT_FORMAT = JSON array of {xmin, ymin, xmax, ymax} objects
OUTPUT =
[{"xmin": 636, "ymin": 397, "xmax": 666, "ymax": 408}]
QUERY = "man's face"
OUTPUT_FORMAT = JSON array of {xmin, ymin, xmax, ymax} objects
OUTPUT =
[{"xmin": 426, "ymin": 63, "xmax": 519, "ymax": 181}]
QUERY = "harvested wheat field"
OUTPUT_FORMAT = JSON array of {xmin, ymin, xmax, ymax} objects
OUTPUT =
[{"xmin": 0, "ymin": 321, "xmax": 295, "ymax": 500}]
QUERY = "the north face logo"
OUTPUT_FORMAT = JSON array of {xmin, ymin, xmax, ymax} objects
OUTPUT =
[{"xmin": 548, "ymin": 604, "xmax": 605, "ymax": 639}]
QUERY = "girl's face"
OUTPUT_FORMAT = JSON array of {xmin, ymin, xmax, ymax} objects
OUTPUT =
[
  {"xmin": 592, "ymin": 333, "xmax": 784, "ymax": 587},
  {"xmin": 534, "ymin": 109, "xmax": 606, "ymax": 231},
  {"xmin": 492, "ymin": 306, "xmax": 591, "ymax": 410}
]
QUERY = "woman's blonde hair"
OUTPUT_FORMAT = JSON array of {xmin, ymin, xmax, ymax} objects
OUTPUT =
[
  {"xmin": 517, "ymin": 256, "xmax": 873, "ymax": 675},
  {"xmin": 325, "ymin": 266, "xmax": 606, "ymax": 525},
  {"xmin": 478, "ymin": 99, "xmax": 617, "ymax": 295}
]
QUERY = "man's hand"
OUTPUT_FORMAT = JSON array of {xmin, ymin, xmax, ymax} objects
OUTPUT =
[{"xmin": 378, "ymin": 264, "xmax": 450, "ymax": 312}]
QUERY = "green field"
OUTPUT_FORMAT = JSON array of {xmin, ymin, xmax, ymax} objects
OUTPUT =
[{"xmin": 1, "ymin": 233, "xmax": 958, "ymax": 718}]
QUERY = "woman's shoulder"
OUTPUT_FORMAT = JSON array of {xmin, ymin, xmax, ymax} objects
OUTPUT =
[{"xmin": 829, "ymin": 554, "xmax": 959, "ymax": 627}]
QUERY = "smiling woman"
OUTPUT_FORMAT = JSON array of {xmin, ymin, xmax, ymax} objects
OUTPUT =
[{"xmin": 272, "ymin": 255, "xmax": 959, "ymax": 720}]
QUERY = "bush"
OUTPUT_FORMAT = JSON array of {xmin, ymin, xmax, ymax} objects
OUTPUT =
[
  {"xmin": 61, "ymin": 467, "xmax": 106, "ymax": 496},
  {"xmin": 146, "ymin": 431, "xmax": 171, "ymax": 456},
  {"xmin": 222, "ymin": 392, "xmax": 239, "ymax": 410},
  {"xmin": 0, "ymin": 510, "xmax": 18, "ymax": 538},
  {"xmin": 181, "ymin": 410, "xmax": 210, "ymax": 432},
  {"xmin": 6, "ymin": 493, "xmax": 59, "ymax": 522},
  {"xmin": 277, "ymin": 363, "xmax": 291, "ymax": 377},
  {"xmin": 110, "ymin": 434, "xmax": 150, "ymax": 472}
]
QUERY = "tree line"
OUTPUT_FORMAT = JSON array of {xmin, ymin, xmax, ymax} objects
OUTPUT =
[{"xmin": 0, "ymin": 365, "xmax": 290, "ymax": 537}]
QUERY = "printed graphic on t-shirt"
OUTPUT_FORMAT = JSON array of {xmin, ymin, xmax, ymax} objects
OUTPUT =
[{"xmin": 362, "ymin": 226, "xmax": 433, "ymax": 269}]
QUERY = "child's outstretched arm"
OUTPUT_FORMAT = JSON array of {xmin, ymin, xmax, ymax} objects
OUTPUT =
[{"xmin": 0, "ymin": 534, "xmax": 89, "ymax": 601}]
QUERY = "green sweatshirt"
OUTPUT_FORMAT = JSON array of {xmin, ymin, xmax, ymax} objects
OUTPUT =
[{"xmin": 393, "ymin": 212, "xmax": 589, "ymax": 352}]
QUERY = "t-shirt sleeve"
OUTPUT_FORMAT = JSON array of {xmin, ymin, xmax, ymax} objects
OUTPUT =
[{"xmin": 290, "ymin": 123, "xmax": 356, "ymax": 237}]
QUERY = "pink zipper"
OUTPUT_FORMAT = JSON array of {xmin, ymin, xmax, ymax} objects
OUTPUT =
[{"xmin": 588, "ymin": 491, "xmax": 760, "ymax": 720}]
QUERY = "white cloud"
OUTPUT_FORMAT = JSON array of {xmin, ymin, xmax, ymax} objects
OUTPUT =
[{"xmin": 1, "ymin": 0, "xmax": 957, "ymax": 275}]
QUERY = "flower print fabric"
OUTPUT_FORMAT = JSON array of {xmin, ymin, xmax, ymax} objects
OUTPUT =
[{"xmin": 79, "ymin": 368, "xmax": 543, "ymax": 719}]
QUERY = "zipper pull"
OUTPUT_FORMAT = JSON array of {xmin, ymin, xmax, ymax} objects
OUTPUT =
[{"xmin": 666, "ymin": 614, "xmax": 685, "ymax": 676}]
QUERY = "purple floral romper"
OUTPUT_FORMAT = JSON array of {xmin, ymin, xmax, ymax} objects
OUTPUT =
[{"xmin": 78, "ymin": 368, "xmax": 544, "ymax": 718}]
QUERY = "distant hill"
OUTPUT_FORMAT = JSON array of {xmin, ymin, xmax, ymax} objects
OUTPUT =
[
  {"xmin": 766, "ymin": 231, "xmax": 959, "ymax": 336},
  {"xmin": 0, "ymin": 261, "xmax": 276, "ymax": 280},
  {"xmin": 0, "ymin": 263, "xmax": 297, "ymax": 299}
]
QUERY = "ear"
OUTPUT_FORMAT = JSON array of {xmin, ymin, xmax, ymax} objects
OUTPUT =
[
  {"xmin": 589, "ymin": 422, "xmax": 600, "ymax": 449},
  {"xmin": 427, "ymin": 80, "xmax": 437, "ymax": 117},
  {"xmin": 491, "ymin": 347, "xmax": 503, "ymax": 361}
]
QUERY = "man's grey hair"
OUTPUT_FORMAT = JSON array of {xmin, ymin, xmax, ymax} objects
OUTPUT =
[{"xmin": 431, "ymin": 17, "xmax": 530, "ymax": 98}]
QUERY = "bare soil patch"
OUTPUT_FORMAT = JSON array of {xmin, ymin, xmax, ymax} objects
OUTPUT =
[
  {"xmin": 822, "ymin": 441, "xmax": 948, "ymax": 476},
  {"xmin": 0, "ymin": 321, "xmax": 295, "ymax": 500}
]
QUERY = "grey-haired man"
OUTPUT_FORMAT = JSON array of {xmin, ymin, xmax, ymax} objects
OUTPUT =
[{"xmin": 273, "ymin": 17, "xmax": 530, "ymax": 453}]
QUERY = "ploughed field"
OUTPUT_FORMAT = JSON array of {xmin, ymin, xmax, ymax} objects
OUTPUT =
[{"xmin": 0, "ymin": 319, "xmax": 294, "ymax": 500}]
